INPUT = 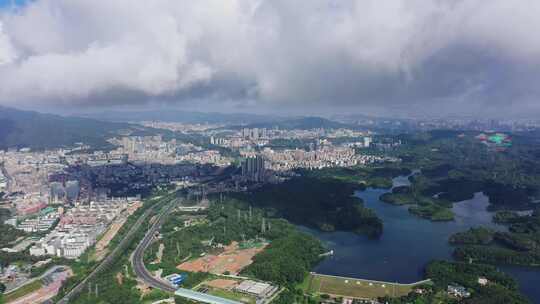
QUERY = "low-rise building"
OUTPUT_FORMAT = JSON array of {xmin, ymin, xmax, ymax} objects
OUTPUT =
[
  {"xmin": 447, "ymin": 284, "xmax": 471, "ymax": 298},
  {"xmin": 234, "ymin": 280, "xmax": 277, "ymax": 298},
  {"xmin": 28, "ymin": 197, "xmax": 137, "ymax": 259},
  {"xmin": 16, "ymin": 211, "xmax": 59, "ymax": 232},
  {"xmin": 478, "ymin": 277, "xmax": 489, "ymax": 286}
]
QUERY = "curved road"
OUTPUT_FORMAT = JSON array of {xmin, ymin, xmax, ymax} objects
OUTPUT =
[
  {"xmin": 131, "ymin": 175, "xmax": 229, "ymax": 292},
  {"xmin": 131, "ymin": 198, "xmax": 248, "ymax": 304},
  {"xmin": 56, "ymin": 174, "xmax": 228, "ymax": 303},
  {"xmin": 131, "ymin": 199, "xmax": 177, "ymax": 292}
]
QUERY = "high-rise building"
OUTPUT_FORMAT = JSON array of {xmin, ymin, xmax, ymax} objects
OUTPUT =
[
  {"xmin": 241, "ymin": 155, "xmax": 266, "ymax": 182},
  {"xmin": 122, "ymin": 137, "xmax": 136, "ymax": 154},
  {"xmin": 50, "ymin": 182, "xmax": 66, "ymax": 203},
  {"xmin": 251, "ymin": 128, "xmax": 259, "ymax": 140},
  {"xmin": 65, "ymin": 180, "xmax": 80, "ymax": 201},
  {"xmin": 242, "ymin": 128, "xmax": 250, "ymax": 139},
  {"xmin": 241, "ymin": 128, "xmax": 266, "ymax": 140},
  {"xmin": 363, "ymin": 136, "xmax": 372, "ymax": 148}
]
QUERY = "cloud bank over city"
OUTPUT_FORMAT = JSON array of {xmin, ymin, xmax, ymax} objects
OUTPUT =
[{"xmin": 0, "ymin": 0, "xmax": 539, "ymax": 116}]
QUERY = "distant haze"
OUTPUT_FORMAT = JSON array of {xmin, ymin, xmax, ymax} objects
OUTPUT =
[{"xmin": 0, "ymin": 1, "xmax": 539, "ymax": 117}]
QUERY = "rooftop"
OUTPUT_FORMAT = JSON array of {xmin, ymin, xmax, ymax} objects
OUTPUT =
[{"xmin": 174, "ymin": 288, "xmax": 242, "ymax": 304}]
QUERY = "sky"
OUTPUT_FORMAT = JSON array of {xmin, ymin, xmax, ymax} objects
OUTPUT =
[{"xmin": 0, "ymin": 0, "xmax": 539, "ymax": 117}]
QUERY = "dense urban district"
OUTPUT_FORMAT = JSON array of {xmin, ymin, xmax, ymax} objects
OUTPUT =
[{"xmin": 0, "ymin": 107, "xmax": 539, "ymax": 304}]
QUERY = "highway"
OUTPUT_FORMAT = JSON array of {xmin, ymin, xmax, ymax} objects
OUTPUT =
[
  {"xmin": 131, "ymin": 197, "xmax": 249, "ymax": 304},
  {"xmin": 56, "ymin": 174, "xmax": 228, "ymax": 303},
  {"xmin": 56, "ymin": 194, "xmax": 173, "ymax": 304},
  {"xmin": 131, "ymin": 175, "xmax": 229, "ymax": 293},
  {"xmin": 131, "ymin": 199, "xmax": 177, "ymax": 292}
]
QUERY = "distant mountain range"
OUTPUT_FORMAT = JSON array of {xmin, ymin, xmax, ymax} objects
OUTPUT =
[
  {"xmin": 241, "ymin": 116, "xmax": 353, "ymax": 130},
  {"xmin": 79, "ymin": 110, "xmax": 280, "ymax": 125},
  {"xmin": 80, "ymin": 110, "xmax": 357, "ymax": 130},
  {"xmin": 0, "ymin": 106, "xmax": 132, "ymax": 150},
  {"xmin": 0, "ymin": 106, "xmax": 361, "ymax": 151}
]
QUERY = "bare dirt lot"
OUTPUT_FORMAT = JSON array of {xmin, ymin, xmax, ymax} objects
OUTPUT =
[
  {"xmin": 204, "ymin": 279, "xmax": 238, "ymax": 290},
  {"xmin": 93, "ymin": 218, "xmax": 126, "ymax": 261},
  {"xmin": 177, "ymin": 241, "xmax": 266, "ymax": 275}
]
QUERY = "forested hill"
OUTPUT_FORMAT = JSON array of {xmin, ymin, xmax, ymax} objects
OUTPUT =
[
  {"xmin": 0, "ymin": 106, "xmax": 132, "ymax": 150},
  {"xmin": 81, "ymin": 110, "xmax": 278, "ymax": 125},
  {"xmin": 243, "ymin": 116, "xmax": 352, "ymax": 130},
  {"xmin": 238, "ymin": 177, "xmax": 383, "ymax": 238}
]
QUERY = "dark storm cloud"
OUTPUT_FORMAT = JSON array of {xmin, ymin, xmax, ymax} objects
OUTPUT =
[{"xmin": 0, "ymin": 0, "xmax": 539, "ymax": 115}]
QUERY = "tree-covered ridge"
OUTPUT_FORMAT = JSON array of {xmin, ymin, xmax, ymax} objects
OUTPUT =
[
  {"xmin": 359, "ymin": 130, "xmax": 540, "ymax": 223},
  {"xmin": 243, "ymin": 233, "xmax": 323, "ymax": 286},
  {"xmin": 0, "ymin": 223, "xmax": 26, "ymax": 249},
  {"xmin": 450, "ymin": 211, "xmax": 540, "ymax": 267},
  {"xmin": 238, "ymin": 177, "xmax": 383, "ymax": 238},
  {"xmin": 449, "ymin": 227, "xmax": 495, "ymax": 245},
  {"xmin": 301, "ymin": 165, "xmax": 456, "ymax": 222},
  {"xmin": 0, "ymin": 106, "xmax": 132, "ymax": 150},
  {"xmin": 426, "ymin": 261, "xmax": 519, "ymax": 293},
  {"xmin": 383, "ymin": 261, "xmax": 530, "ymax": 304},
  {"xmin": 394, "ymin": 130, "xmax": 540, "ymax": 210},
  {"xmin": 301, "ymin": 166, "xmax": 411, "ymax": 189}
]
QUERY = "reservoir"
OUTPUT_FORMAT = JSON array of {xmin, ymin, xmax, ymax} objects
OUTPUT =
[{"xmin": 303, "ymin": 174, "xmax": 540, "ymax": 303}]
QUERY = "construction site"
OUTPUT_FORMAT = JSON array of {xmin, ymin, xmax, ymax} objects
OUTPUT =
[{"xmin": 177, "ymin": 241, "xmax": 267, "ymax": 275}]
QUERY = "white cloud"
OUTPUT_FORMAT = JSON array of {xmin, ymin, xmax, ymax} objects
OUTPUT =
[
  {"xmin": 0, "ymin": 0, "xmax": 539, "ymax": 114},
  {"xmin": 0, "ymin": 22, "xmax": 16, "ymax": 65}
]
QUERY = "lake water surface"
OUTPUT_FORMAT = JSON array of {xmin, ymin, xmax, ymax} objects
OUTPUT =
[{"xmin": 303, "ymin": 174, "xmax": 540, "ymax": 303}]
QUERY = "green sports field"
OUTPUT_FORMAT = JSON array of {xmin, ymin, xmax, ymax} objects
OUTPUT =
[{"xmin": 305, "ymin": 273, "xmax": 430, "ymax": 299}]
